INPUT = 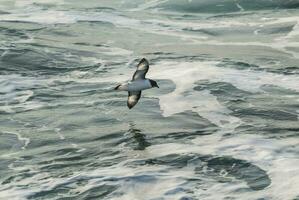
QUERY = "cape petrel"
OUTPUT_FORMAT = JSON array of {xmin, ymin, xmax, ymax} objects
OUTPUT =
[{"xmin": 115, "ymin": 58, "xmax": 159, "ymax": 109}]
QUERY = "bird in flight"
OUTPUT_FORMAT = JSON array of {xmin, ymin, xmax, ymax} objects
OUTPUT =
[{"xmin": 115, "ymin": 58, "xmax": 159, "ymax": 109}]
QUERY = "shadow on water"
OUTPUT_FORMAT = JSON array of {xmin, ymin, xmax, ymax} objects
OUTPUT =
[
  {"xmin": 126, "ymin": 123, "xmax": 151, "ymax": 150},
  {"xmin": 203, "ymin": 156, "xmax": 271, "ymax": 191},
  {"xmin": 128, "ymin": 153, "xmax": 271, "ymax": 191}
]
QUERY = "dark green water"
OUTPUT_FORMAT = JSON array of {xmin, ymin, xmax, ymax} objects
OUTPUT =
[{"xmin": 0, "ymin": 0, "xmax": 299, "ymax": 199}]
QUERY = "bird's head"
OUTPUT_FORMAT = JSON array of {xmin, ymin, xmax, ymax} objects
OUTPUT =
[{"xmin": 149, "ymin": 79, "xmax": 159, "ymax": 88}]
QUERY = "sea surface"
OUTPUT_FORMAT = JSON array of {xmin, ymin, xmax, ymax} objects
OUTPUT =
[{"xmin": 0, "ymin": 0, "xmax": 299, "ymax": 199}]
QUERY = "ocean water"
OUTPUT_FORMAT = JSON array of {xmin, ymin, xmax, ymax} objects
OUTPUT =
[{"xmin": 0, "ymin": 0, "xmax": 299, "ymax": 199}]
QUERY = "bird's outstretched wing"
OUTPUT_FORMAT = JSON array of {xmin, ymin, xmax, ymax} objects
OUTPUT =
[
  {"xmin": 127, "ymin": 91, "xmax": 141, "ymax": 109},
  {"xmin": 132, "ymin": 58, "xmax": 149, "ymax": 81}
]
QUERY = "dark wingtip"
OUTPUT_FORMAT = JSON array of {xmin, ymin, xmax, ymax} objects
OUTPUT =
[
  {"xmin": 139, "ymin": 58, "xmax": 148, "ymax": 64},
  {"xmin": 114, "ymin": 85, "xmax": 120, "ymax": 90},
  {"xmin": 127, "ymin": 104, "xmax": 133, "ymax": 109}
]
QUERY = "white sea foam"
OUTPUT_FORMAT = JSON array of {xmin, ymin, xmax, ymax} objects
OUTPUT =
[
  {"xmin": 149, "ymin": 60, "xmax": 299, "ymax": 129},
  {"xmin": 1, "ymin": 5, "xmax": 299, "ymax": 54},
  {"xmin": 96, "ymin": 46, "xmax": 133, "ymax": 56},
  {"xmin": 54, "ymin": 128, "xmax": 65, "ymax": 140},
  {"xmin": 0, "ymin": 74, "xmax": 47, "ymax": 91},
  {"xmin": 55, "ymin": 59, "xmax": 299, "ymax": 129},
  {"xmin": 235, "ymin": 3, "xmax": 245, "ymax": 12},
  {"xmin": 143, "ymin": 60, "xmax": 299, "ymax": 199},
  {"xmin": 1, "ymin": 134, "xmax": 298, "ymax": 200},
  {"xmin": 1, "ymin": 131, "xmax": 30, "ymax": 150},
  {"xmin": 4, "ymin": 135, "xmax": 296, "ymax": 200},
  {"xmin": 0, "ymin": 101, "xmax": 46, "ymax": 114},
  {"xmin": 71, "ymin": 143, "xmax": 86, "ymax": 153},
  {"xmin": 129, "ymin": 0, "xmax": 168, "ymax": 11},
  {"xmin": 92, "ymin": 135, "xmax": 299, "ymax": 199},
  {"xmin": 190, "ymin": 133, "xmax": 299, "ymax": 200},
  {"xmin": 0, "ymin": 74, "xmax": 49, "ymax": 113},
  {"xmin": 0, "ymin": 9, "xmax": 207, "ymax": 41},
  {"xmin": 0, "ymin": 10, "xmax": 76, "ymax": 24},
  {"xmin": 144, "ymin": 15, "xmax": 299, "ymax": 58},
  {"xmin": 0, "ymin": 4, "xmax": 298, "ymax": 199}
]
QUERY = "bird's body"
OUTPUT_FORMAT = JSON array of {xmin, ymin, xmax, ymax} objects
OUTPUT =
[
  {"xmin": 116, "ymin": 79, "xmax": 152, "ymax": 92},
  {"xmin": 115, "ymin": 58, "xmax": 159, "ymax": 109}
]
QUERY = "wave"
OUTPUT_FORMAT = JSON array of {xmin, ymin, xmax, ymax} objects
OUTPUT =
[
  {"xmin": 148, "ymin": 60, "xmax": 299, "ymax": 129},
  {"xmin": 154, "ymin": 0, "xmax": 299, "ymax": 13}
]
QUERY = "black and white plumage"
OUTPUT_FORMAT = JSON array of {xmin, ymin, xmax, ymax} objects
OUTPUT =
[
  {"xmin": 132, "ymin": 58, "xmax": 149, "ymax": 80},
  {"xmin": 115, "ymin": 58, "xmax": 159, "ymax": 109},
  {"xmin": 127, "ymin": 91, "xmax": 141, "ymax": 109}
]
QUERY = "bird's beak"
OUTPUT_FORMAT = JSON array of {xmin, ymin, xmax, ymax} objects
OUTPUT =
[{"xmin": 156, "ymin": 85, "xmax": 159, "ymax": 88}]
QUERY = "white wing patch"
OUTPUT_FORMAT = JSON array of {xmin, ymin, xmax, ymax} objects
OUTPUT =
[
  {"xmin": 127, "ymin": 91, "xmax": 141, "ymax": 109},
  {"xmin": 137, "ymin": 60, "xmax": 148, "ymax": 70},
  {"xmin": 132, "ymin": 58, "xmax": 149, "ymax": 80}
]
